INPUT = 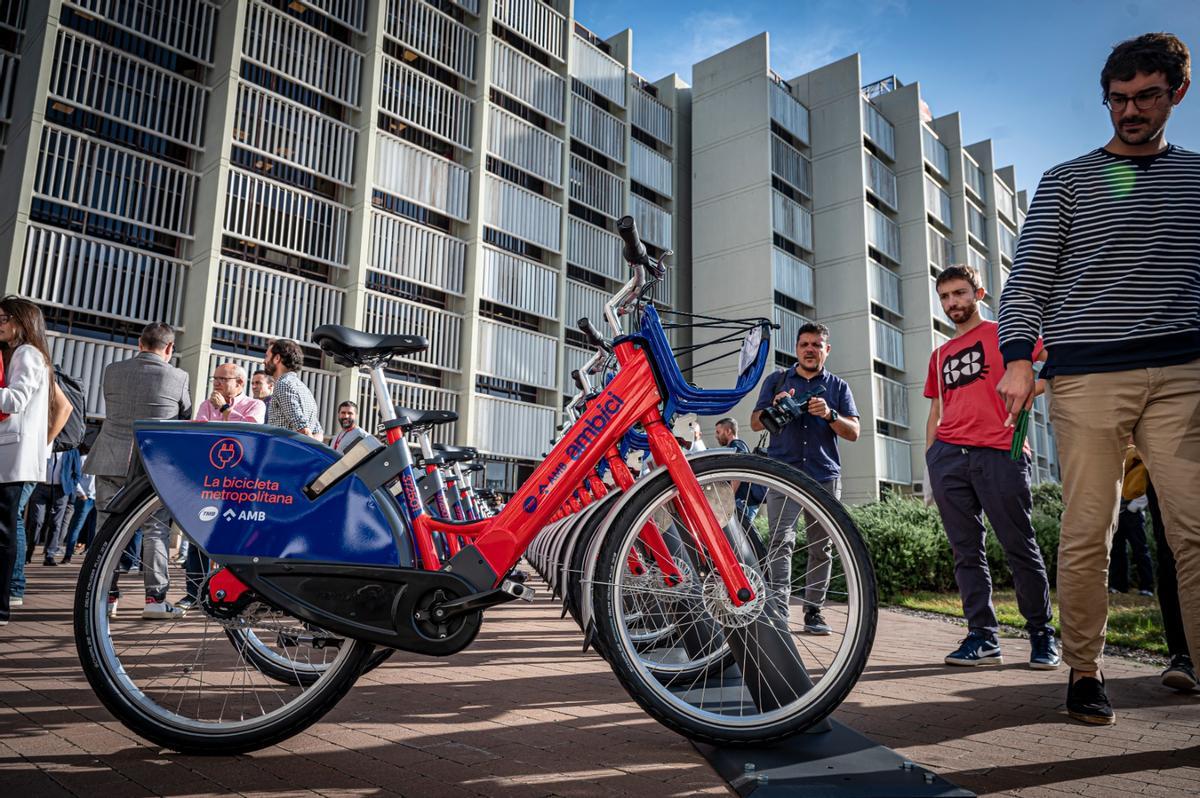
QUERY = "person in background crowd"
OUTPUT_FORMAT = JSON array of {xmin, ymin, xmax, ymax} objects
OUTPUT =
[
  {"xmin": 1145, "ymin": 481, "xmax": 1196, "ymax": 691},
  {"xmin": 997, "ymin": 33, "xmax": 1198, "ymax": 725},
  {"xmin": 0, "ymin": 297, "xmax": 54, "ymax": 624},
  {"xmin": 33, "ymin": 446, "xmax": 82, "ymax": 565},
  {"xmin": 714, "ymin": 417, "xmax": 749, "ymax": 453},
  {"xmin": 332, "ymin": 401, "xmax": 368, "ymax": 453},
  {"xmin": 751, "ymin": 322, "xmax": 860, "ymax": 635},
  {"xmin": 251, "ymin": 369, "xmax": 274, "ymax": 413},
  {"xmin": 925, "ymin": 265, "xmax": 1059, "ymax": 670},
  {"xmin": 86, "ymin": 322, "xmax": 192, "ymax": 620},
  {"xmin": 263, "ymin": 339, "xmax": 323, "ymax": 440},
  {"xmin": 62, "ymin": 442, "xmax": 95, "ymax": 564},
  {"xmin": 1109, "ymin": 447, "xmax": 1154, "ymax": 597}
]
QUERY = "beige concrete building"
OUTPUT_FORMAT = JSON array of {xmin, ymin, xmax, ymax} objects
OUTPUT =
[{"xmin": 691, "ymin": 34, "xmax": 1056, "ymax": 503}]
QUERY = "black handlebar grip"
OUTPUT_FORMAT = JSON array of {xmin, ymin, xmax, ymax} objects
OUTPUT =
[
  {"xmin": 616, "ymin": 215, "xmax": 649, "ymax": 267},
  {"xmin": 578, "ymin": 317, "xmax": 613, "ymax": 352},
  {"xmin": 571, "ymin": 368, "xmax": 587, "ymax": 392}
]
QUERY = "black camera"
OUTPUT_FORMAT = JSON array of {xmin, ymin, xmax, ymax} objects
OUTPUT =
[{"xmin": 760, "ymin": 386, "xmax": 826, "ymax": 435}]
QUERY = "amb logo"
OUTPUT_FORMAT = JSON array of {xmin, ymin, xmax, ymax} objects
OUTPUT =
[
  {"xmin": 209, "ymin": 438, "xmax": 244, "ymax": 470},
  {"xmin": 222, "ymin": 508, "xmax": 266, "ymax": 521}
]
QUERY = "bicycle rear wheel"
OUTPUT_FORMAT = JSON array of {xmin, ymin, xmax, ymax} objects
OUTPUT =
[
  {"xmin": 74, "ymin": 481, "xmax": 373, "ymax": 754},
  {"xmin": 590, "ymin": 454, "xmax": 876, "ymax": 745}
]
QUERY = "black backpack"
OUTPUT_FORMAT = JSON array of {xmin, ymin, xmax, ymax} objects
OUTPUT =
[{"xmin": 52, "ymin": 366, "xmax": 86, "ymax": 452}]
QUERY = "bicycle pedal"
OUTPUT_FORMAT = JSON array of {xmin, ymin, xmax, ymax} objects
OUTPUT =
[{"xmin": 501, "ymin": 579, "xmax": 535, "ymax": 602}]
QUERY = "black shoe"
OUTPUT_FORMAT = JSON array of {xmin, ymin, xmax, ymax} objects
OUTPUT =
[
  {"xmin": 803, "ymin": 609, "xmax": 832, "ymax": 635},
  {"xmin": 944, "ymin": 632, "xmax": 1002, "ymax": 666},
  {"xmin": 1162, "ymin": 655, "xmax": 1198, "ymax": 692},
  {"xmin": 1029, "ymin": 629, "xmax": 1061, "ymax": 670},
  {"xmin": 61, "ymin": 556, "xmax": 72, "ymax": 564},
  {"xmin": 42, "ymin": 558, "xmax": 58, "ymax": 566},
  {"xmin": 1066, "ymin": 669, "xmax": 1115, "ymax": 725}
]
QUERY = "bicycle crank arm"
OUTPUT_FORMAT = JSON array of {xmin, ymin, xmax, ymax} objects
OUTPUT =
[{"xmin": 419, "ymin": 579, "xmax": 535, "ymax": 623}]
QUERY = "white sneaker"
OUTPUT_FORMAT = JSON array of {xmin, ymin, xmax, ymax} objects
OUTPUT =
[
  {"xmin": 107, "ymin": 596, "xmax": 119, "ymax": 618},
  {"xmin": 9, "ymin": 597, "xmax": 23, "ymax": 607},
  {"xmin": 142, "ymin": 599, "xmax": 181, "ymax": 619}
]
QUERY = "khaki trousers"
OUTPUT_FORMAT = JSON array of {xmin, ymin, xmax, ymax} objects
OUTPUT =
[{"xmin": 1048, "ymin": 359, "xmax": 1200, "ymax": 671}]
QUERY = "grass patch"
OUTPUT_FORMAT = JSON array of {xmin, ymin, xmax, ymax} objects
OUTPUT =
[{"xmin": 892, "ymin": 589, "xmax": 1169, "ymax": 656}]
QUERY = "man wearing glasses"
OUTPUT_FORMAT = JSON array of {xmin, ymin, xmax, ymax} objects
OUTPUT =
[
  {"xmin": 998, "ymin": 33, "xmax": 1199, "ymax": 725},
  {"xmin": 195, "ymin": 363, "xmax": 265, "ymax": 424}
]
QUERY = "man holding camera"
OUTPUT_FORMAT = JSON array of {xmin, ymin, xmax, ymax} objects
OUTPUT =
[{"xmin": 751, "ymin": 323, "xmax": 859, "ymax": 634}]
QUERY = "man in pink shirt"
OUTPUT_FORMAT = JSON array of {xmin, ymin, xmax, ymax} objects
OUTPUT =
[
  {"xmin": 181, "ymin": 362, "xmax": 264, "ymax": 610},
  {"xmin": 195, "ymin": 363, "xmax": 266, "ymax": 424}
]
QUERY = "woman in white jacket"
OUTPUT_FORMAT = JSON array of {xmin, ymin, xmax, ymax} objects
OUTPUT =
[{"xmin": 0, "ymin": 297, "xmax": 52, "ymax": 625}]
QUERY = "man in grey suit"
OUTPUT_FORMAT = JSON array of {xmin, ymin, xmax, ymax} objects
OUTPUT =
[{"xmin": 86, "ymin": 322, "xmax": 191, "ymax": 620}]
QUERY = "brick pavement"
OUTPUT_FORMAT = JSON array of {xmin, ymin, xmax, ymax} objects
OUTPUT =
[{"xmin": 1, "ymin": 562, "xmax": 1198, "ymax": 797}]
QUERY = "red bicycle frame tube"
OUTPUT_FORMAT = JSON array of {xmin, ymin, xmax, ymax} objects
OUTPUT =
[{"xmin": 415, "ymin": 341, "xmax": 756, "ymax": 605}]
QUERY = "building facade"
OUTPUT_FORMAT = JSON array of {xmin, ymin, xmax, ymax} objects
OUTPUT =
[
  {"xmin": 0, "ymin": 0, "xmax": 690, "ymax": 492},
  {"xmin": 691, "ymin": 34, "xmax": 1057, "ymax": 504}
]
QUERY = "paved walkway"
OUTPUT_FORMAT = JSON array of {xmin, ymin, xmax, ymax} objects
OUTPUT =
[{"xmin": 1, "ymin": 562, "xmax": 1197, "ymax": 797}]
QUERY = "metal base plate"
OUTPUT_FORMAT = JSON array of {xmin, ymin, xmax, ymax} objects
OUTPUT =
[{"xmin": 693, "ymin": 719, "xmax": 974, "ymax": 797}]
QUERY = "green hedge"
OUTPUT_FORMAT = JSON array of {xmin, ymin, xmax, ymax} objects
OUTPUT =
[{"xmin": 839, "ymin": 483, "xmax": 1064, "ymax": 600}]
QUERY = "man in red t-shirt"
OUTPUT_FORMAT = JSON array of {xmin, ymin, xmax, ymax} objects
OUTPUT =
[{"xmin": 925, "ymin": 265, "xmax": 1058, "ymax": 670}]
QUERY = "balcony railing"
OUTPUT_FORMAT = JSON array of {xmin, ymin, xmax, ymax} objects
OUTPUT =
[
  {"xmin": 473, "ymin": 393, "xmax": 557, "ymax": 460},
  {"xmin": 480, "ymin": 245, "xmax": 558, "ymax": 319},
  {"xmin": 368, "ymin": 210, "xmax": 466, "ymax": 295},
  {"xmin": 870, "ymin": 260, "xmax": 903, "ymax": 316},
  {"xmin": 380, "ymin": 55, "xmax": 473, "ymax": 149},
  {"xmin": 363, "ymin": 291, "xmax": 462, "ymax": 372},
  {"xmin": 212, "ymin": 351, "xmax": 339, "ymax": 436},
  {"xmin": 68, "ymin": 0, "xmax": 217, "ymax": 63},
  {"xmin": 476, "ymin": 319, "xmax": 558, "ymax": 390},
  {"xmin": 771, "ymin": 190, "xmax": 812, "ymax": 251},
  {"xmin": 491, "ymin": 39, "xmax": 564, "ymax": 122},
  {"xmin": 384, "ymin": 0, "xmax": 477, "ymax": 81},
  {"xmin": 50, "ymin": 29, "xmax": 208, "ymax": 149},
  {"xmin": 233, "ymin": 81, "xmax": 356, "ymax": 185},
  {"xmin": 876, "ymin": 435, "xmax": 912, "ymax": 484},
  {"xmin": 47, "ymin": 332, "xmax": 136, "ymax": 418},
  {"xmin": 928, "ymin": 226, "xmax": 953, "ymax": 270},
  {"xmin": 488, "ymin": 104, "xmax": 563, "ymax": 185},
  {"xmin": 21, "ymin": 224, "xmax": 186, "ymax": 327},
  {"xmin": 771, "ymin": 134, "xmax": 811, "ymax": 197},
  {"xmin": 925, "ymin": 176, "xmax": 952, "ymax": 229},
  {"xmin": 769, "ymin": 81, "xmax": 809, "ymax": 145},
  {"xmin": 375, "ymin": 132, "xmax": 470, "ymax": 221},
  {"xmin": 995, "ymin": 178, "xmax": 1016, "ymax": 222},
  {"xmin": 493, "ymin": 0, "xmax": 565, "ymax": 62},
  {"xmin": 864, "ymin": 150, "xmax": 897, "ymax": 210},
  {"xmin": 630, "ymin": 140, "xmax": 671, "ymax": 198},
  {"xmin": 569, "ymin": 33, "xmax": 625, "ymax": 107},
  {"xmin": 930, "ymin": 278, "xmax": 954, "ymax": 326},
  {"xmin": 213, "ymin": 258, "xmax": 345, "ymax": 343},
  {"xmin": 861, "ymin": 97, "xmax": 895, "ymax": 160},
  {"xmin": 243, "ymin": 0, "xmax": 361, "ymax": 107},
  {"xmin": 630, "ymin": 86, "xmax": 671, "ymax": 145},
  {"xmin": 872, "ymin": 317, "xmax": 904, "ymax": 369},
  {"xmin": 773, "ymin": 248, "xmax": 814, "ymax": 307},
  {"xmin": 921, "ymin": 125, "xmax": 950, "ymax": 180},
  {"xmin": 225, "ymin": 168, "xmax": 349, "ymax": 267},
  {"xmin": 563, "ymin": 344, "xmax": 591, "ymax": 394},
  {"xmin": 35, "ymin": 124, "xmax": 198, "ymax": 238},
  {"xmin": 630, "ymin": 194, "xmax": 671, "ymax": 249},
  {"xmin": 570, "ymin": 93, "xmax": 624, "ymax": 164},
  {"xmin": 967, "ymin": 201, "xmax": 988, "ymax": 243},
  {"xmin": 773, "ymin": 305, "xmax": 810, "ymax": 354},
  {"xmin": 978, "ymin": 302, "xmax": 996, "ymax": 321},
  {"xmin": 866, "ymin": 206, "xmax": 900, "ymax": 262},
  {"xmin": 567, "ymin": 216, "xmax": 622, "ymax": 280},
  {"xmin": 964, "ymin": 155, "xmax": 986, "ymax": 201},
  {"xmin": 569, "ymin": 155, "xmax": 623, "ymax": 218},
  {"xmin": 483, "ymin": 174, "xmax": 562, "ymax": 251},
  {"xmin": 999, "ymin": 223, "xmax": 1017, "ymax": 262},
  {"xmin": 446, "ymin": 0, "xmax": 479, "ymax": 15},
  {"xmin": 357, "ymin": 374, "xmax": 458, "ymax": 445},
  {"xmin": 566, "ymin": 278, "xmax": 610, "ymax": 333},
  {"xmin": 967, "ymin": 245, "xmax": 989, "ymax": 284},
  {"xmin": 873, "ymin": 374, "xmax": 909, "ymax": 428}
]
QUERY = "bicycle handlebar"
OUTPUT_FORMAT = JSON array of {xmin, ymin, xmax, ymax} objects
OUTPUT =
[
  {"xmin": 617, "ymin": 215, "xmax": 649, "ymax": 269},
  {"xmin": 578, "ymin": 317, "xmax": 612, "ymax": 353}
]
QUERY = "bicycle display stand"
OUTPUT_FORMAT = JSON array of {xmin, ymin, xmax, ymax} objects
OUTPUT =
[{"xmin": 694, "ymin": 720, "xmax": 974, "ymax": 797}]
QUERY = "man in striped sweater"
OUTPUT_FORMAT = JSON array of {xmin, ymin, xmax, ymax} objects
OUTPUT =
[{"xmin": 998, "ymin": 33, "xmax": 1199, "ymax": 725}]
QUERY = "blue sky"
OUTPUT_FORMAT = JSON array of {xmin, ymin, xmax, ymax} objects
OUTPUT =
[{"xmin": 574, "ymin": 0, "xmax": 1200, "ymax": 196}]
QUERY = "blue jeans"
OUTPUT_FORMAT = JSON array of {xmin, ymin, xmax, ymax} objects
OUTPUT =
[
  {"xmin": 10, "ymin": 483, "xmax": 34, "ymax": 598},
  {"xmin": 63, "ymin": 497, "xmax": 94, "ymax": 559}
]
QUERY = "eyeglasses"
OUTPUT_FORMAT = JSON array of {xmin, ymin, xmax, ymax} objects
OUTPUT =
[
  {"xmin": 1103, "ymin": 86, "xmax": 1174, "ymax": 112},
  {"xmin": 211, "ymin": 376, "xmax": 240, "ymax": 383},
  {"xmin": 0, "ymin": 315, "xmax": 10, "ymax": 324}
]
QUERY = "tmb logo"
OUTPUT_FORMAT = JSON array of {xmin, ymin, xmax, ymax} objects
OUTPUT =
[
  {"xmin": 198, "ymin": 505, "xmax": 219, "ymax": 522},
  {"xmin": 209, "ymin": 438, "xmax": 244, "ymax": 470}
]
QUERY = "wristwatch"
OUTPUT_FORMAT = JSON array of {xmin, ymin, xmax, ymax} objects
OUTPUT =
[
  {"xmin": 220, "ymin": 402, "xmax": 232, "ymax": 414},
  {"xmin": 827, "ymin": 408, "xmax": 839, "ymax": 423}
]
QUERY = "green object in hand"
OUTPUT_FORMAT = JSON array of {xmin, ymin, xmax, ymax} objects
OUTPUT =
[{"xmin": 1010, "ymin": 409, "xmax": 1030, "ymax": 460}]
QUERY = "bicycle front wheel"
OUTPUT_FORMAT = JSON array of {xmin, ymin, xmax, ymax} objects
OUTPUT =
[
  {"xmin": 590, "ymin": 454, "xmax": 876, "ymax": 745},
  {"xmin": 74, "ymin": 481, "xmax": 374, "ymax": 754}
]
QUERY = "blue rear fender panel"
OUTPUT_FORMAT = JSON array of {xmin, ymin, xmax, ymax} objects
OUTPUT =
[{"xmin": 134, "ymin": 420, "xmax": 409, "ymax": 566}]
